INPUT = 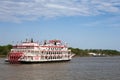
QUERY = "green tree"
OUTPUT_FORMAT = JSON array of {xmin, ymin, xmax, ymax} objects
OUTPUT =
[{"xmin": 0, "ymin": 44, "xmax": 12, "ymax": 56}]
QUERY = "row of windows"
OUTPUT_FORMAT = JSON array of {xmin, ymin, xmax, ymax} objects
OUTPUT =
[
  {"xmin": 23, "ymin": 56, "xmax": 65, "ymax": 60},
  {"xmin": 11, "ymin": 50, "xmax": 71, "ymax": 55},
  {"xmin": 46, "ymin": 56, "xmax": 63, "ymax": 59},
  {"xmin": 44, "ymin": 47, "xmax": 65, "ymax": 50},
  {"xmin": 22, "ymin": 54, "xmax": 70, "ymax": 61},
  {"xmin": 41, "ymin": 52, "xmax": 71, "ymax": 55},
  {"xmin": 46, "ymin": 52, "xmax": 62, "ymax": 54}
]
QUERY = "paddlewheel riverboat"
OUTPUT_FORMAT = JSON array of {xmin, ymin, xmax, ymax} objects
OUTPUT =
[{"xmin": 5, "ymin": 39, "xmax": 75, "ymax": 63}]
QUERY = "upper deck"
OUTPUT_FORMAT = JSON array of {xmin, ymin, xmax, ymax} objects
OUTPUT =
[{"xmin": 11, "ymin": 39, "xmax": 69, "ymax": 52}]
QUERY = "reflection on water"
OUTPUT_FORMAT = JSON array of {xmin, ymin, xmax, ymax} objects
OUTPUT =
[{"xmin": 0, "ymin": 56, "xmax": 120, "ymax": 80}]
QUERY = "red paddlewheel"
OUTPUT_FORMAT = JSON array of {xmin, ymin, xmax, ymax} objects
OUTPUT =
[{"xmin": 8, "ymin": 52, "xmax": 23, "ymax": 64}]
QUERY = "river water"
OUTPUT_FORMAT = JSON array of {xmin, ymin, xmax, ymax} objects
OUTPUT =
[{"xmin": 0, "ymin": 56, "xmax": 120, "ymax": 80}]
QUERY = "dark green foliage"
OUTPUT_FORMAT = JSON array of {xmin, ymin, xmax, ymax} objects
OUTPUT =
[
  {"xmin": 0, "ymin": 44, "xmax": 12, "ymax": 56},
  {"xmin": 69, "ymin": 47, "xmax": 120, "ymax": 56},
  {"xmin": 69, "ymin": 47, "xmax": 89, "ymax": 56}
]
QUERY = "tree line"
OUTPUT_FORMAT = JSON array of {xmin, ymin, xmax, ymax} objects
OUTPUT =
[
  {"xmin": 69, "ymin": 47, "xmax": 120, "ymax": 56},
  {"xmin": 0, "ymin": 45, "xmax": 120, "ymax": 57},
  {"xmin": 0, "ymin": 45, "xmax": 12, "ymax": 57}
]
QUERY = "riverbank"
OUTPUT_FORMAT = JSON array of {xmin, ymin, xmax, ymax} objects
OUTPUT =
[{"xmin": 69, "ymin": 47, "xmax": 120, "ymax": 56}]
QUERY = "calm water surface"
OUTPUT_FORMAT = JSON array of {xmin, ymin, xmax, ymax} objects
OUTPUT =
[{"xmin": 0, "ymin": 56, "xmax": 120, "ymax": 80}]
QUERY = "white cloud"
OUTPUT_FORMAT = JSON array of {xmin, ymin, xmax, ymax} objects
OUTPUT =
[{"xmin": 0, "ymin": 0, "xmax": 120, "ymax": 22}]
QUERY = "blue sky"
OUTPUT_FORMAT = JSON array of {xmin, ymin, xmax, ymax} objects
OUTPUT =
[{"xmin": 0, "ymin": 0, "xmax": 120, "ymax": 50}]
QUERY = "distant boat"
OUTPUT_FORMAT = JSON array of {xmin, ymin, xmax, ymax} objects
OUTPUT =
[{"xmin": 5, "ymin": 39, "xmax": 75, "ymax": 63}]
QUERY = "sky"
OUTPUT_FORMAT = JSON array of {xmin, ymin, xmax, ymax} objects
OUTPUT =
[{"xmin": 0, "ymin": 0, "xmax": 120, "ymax": 50}]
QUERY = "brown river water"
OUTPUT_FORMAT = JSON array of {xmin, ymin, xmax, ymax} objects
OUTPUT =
[{"xmin": 0, "ymin": 56, "xmax": 120, "ymax": 80}]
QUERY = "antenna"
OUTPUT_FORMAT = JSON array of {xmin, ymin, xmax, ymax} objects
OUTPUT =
[
  {"xmin": 31, "ymin": 38, "xmax": 33, "ymax": 43},
  {"xmin": 44, "ymin": 40, "xmax": 47, "ymax": 45}
]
